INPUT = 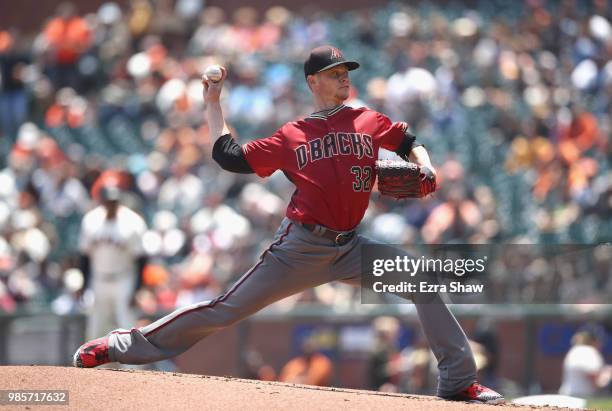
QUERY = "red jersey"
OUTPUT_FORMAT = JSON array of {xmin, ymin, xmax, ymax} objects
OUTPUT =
[{"xmin": 242, "ymin": 105, "xmax": 407, "ymax": 231}]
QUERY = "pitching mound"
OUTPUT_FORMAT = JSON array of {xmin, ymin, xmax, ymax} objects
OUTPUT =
[{"xmin": 0, "ymin": 366, "xmax": 573, "ymax": 410}]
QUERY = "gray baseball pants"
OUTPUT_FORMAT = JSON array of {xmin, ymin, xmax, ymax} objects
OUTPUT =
[{"xmin": 107, "ymin": 218, "xmax": 476, "ymax": 396}]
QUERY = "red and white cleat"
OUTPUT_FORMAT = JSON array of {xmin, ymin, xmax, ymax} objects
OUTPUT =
[
  {"xmin": 442, "ymin": 382, "xmax": 505, "ymax": 404},
  {"xmin": 73, "ymin": 336, "xmax": 111, "ymax": 368}
]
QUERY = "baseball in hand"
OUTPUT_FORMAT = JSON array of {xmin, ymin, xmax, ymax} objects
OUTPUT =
[{"xmin": 204, "ymin": 65, "xmax": 223, "ymax": 83}]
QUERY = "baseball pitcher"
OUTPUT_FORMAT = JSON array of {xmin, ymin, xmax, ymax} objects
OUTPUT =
[{"xmin": 74, "ymin": 46, "xmax": 503, "ymax": 404}]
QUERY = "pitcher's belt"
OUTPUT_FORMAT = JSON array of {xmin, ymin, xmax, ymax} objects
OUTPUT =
[{"xmin": 301, "ymin": 223, "xmax": 356, "ymax": 246}]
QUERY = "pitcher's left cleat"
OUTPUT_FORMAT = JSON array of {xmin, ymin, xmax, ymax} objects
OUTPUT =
[
  {"xmin": 441, "ymin": 382, "xmax": 505, "ymax": 404},
  {"xmin": 73, "ymin": 336, "xmax": 110, "ymax": 368}
]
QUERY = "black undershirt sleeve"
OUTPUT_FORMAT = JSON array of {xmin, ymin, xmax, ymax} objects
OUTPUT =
[
  {"xmin": 79, "ymin": 254, "xmax": 90, "ymax": 290},
  {"xmin": 212, "ymin": 134, "xmax": 254, "ymax": 174},
  {"xmin": 393, "ymin": 130, "xmax": 424, "ymax": 160}
]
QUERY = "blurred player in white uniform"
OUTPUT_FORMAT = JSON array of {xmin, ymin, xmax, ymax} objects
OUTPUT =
[
  {"xmin": 559, "ymin": 325, "xmax": 611, "ymax": 397},
  {"xmin": 78, "ymin": 185, "xmax": 147, "ymax": 340}
]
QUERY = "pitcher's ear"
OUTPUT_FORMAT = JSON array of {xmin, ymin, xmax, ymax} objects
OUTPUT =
[{"xmin": 306, "ymin": 74, "xmax": 315, "ymax": 91}]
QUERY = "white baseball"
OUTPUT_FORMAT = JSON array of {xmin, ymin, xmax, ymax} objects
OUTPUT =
[{"xmin": 204, "ymin": 65, "xmax": 223, "ymax": 83}]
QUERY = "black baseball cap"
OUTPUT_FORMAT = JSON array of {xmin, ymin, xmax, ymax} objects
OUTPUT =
[{"xmin": 304, "ymin": 45, "xmax": 360, "ymax": 78}]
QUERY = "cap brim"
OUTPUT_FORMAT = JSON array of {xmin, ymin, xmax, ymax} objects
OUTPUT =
[{"xmin": 315, "ymin": 60, "xmax": 360, "ymax": 74}]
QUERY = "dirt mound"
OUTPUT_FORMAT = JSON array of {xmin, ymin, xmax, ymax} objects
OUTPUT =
[{"xmin": 0, "ymin": 366, "xmax": 571, "ymax": 410}]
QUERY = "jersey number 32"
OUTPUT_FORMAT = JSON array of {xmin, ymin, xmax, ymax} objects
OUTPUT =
[{"xmin": 351, "ymin": 166, "xmax": 372, "ymax": 192}]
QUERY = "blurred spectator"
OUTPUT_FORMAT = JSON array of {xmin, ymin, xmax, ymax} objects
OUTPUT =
[
  {"xmin": 127, "ymin": 0, "xmax": 154, "ymax": 46},
  {"xmin": 158, "ymin": 160, "xmax": 203, "ymax": 218},
  {"xmin": 367, "ymin": 316, "xmax": 402, "ymax": 391},
  {"xmin": 42, "ymin": 3, "xmax": 92, "ymax": 91},
  {"xmin": 558, "ymin": 105, "xmax": 602, "ymax": 157},
  {"xmin": 0, "ymin": 30, "xmax": 30, "ymax": 141},
  {"xmin": 189, "ymin": 7, "xmax": 231, "ymax": 56},
  {"xmin": 229, "ymin": 7, "xmax": 262, "ymax": 54},
  {"xmin": 559, "ymin": 324, "xmax": 612, "ymax": 397},
  {"xmin": 35, "ymin": 160, "xmax": 90, "ymax": 218},
  {"xmin": 422, "ymin": 187, "xmax": 482, "ymax": 243},
  {"xmin": 279, "ymin": 337, "xmax": 333, "ymax": 386},
  {"xmin": 228, "ymin": 59, "xmax": 275, "ymax": 135}
]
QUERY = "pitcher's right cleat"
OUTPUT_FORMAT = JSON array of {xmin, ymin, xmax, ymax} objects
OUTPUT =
[
  {"xmin": 441, "ymin": 382, "xmax": 505, "ymax": 404},
  {"xmin": 73, "ymin": 336, "xmax": 110, "ymax": 368}
]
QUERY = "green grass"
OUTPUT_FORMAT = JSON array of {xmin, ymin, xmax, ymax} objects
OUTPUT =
[{"xmin": 587, "ymin": 398, "xmax": 612, "ymax": 411}]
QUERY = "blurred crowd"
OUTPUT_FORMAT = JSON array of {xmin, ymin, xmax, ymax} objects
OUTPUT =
[{"xmin": 0, "ymin": 0, "xmax": 610, "ymax": 314}]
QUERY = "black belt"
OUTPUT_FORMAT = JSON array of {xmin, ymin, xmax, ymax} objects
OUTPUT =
[{"xmin": 302, "ymin": 223, "xmax": 356, "ymax": 246}]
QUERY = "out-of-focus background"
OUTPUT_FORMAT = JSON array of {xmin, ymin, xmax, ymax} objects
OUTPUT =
[{"xmin": 0, "ymin": 0, "xmax": 610, "ymax": 408}]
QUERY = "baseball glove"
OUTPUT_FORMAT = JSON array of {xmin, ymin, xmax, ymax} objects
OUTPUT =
[{"xmin": 375, "ymin": 160, "xmax": 437, "ymax": 199}]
